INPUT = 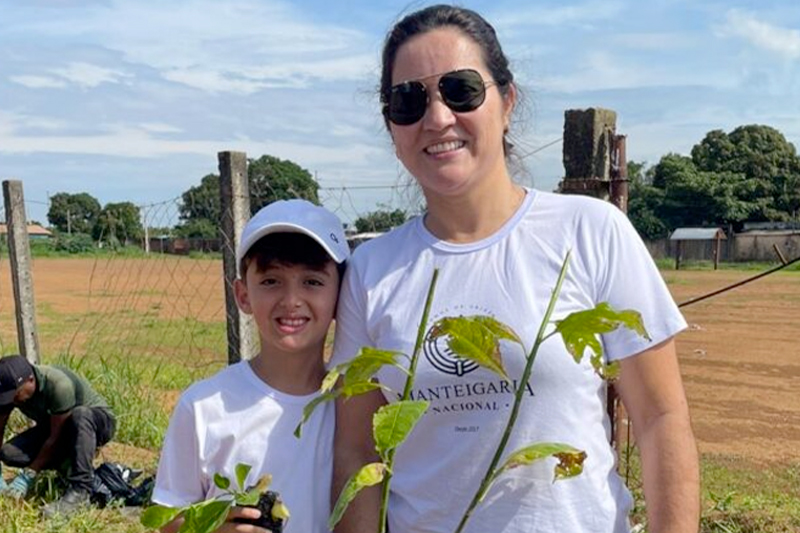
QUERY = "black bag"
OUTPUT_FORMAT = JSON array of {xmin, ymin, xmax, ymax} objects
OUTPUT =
[{"xmin": 91, "ymin": 462, "xmax": 154, "ymax": 508}]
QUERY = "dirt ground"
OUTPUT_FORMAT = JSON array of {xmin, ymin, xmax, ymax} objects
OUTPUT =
[
  {"xmin": 1, "ymin": 258, "xmax": 798, "ymax": 465},
  {"xmin": 667, "ymin": 270, "xmax": 800, "ymax": 465}
]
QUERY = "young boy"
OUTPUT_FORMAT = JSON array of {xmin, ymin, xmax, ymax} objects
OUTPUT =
[{"xmin": 152, "ymin": 199, "xmax": 350, "ymax": 533}]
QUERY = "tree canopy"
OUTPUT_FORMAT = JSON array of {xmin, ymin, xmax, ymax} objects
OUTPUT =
[
  {"xmin": 628, "ymin": 125, "xmax": 800, "ymax": 239},
  {"xmin": 47, "ymin": 192, "xmax": 101, "ymax": 235},
  {"xmin": 94, "ymin": 202, "xmax": 144, "ymax": 245},
  {"xmin": 177, "ymin": 155, "xmax": 320, "ymax": 238},
  {"xmin": 354, "ymin": 208, "xmax": 407, "ymax": 233}
]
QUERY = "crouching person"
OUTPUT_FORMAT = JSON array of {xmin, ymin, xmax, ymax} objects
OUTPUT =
[{"xmin": 0, "ymin": 354, "xmax": 116, "ymax": 517}]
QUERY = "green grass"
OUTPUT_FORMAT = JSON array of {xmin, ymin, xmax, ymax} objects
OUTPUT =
[
  {"xmin": 656, "ymin": 257, "xmax": 800, "ymax": 272},
  {"xmin": 622, "ymin": 447, "xmax": 800, "ymax": 533},
  {"xmin": 0, "ymin": 496, "xmax": 148, "ymax": 533}
]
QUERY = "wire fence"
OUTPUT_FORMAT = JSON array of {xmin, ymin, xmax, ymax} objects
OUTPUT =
[
  {"xmin": 0, "ymin": 182, "xmax": 428, "ymax": 388},
  {"xmin": 2, "ymin": 145, "xmax": 798, "ymax": 466}
]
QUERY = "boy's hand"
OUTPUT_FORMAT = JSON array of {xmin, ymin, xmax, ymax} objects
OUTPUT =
[
  {"xmin": 218, "ymin": 506, "xmax": 272, "ymax": 533},
  {"xmin": 3, "ymin": 469, "xmax": 36, "ymax": 499}
]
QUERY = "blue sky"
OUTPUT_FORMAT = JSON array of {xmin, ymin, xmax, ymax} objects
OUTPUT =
[{"xmin": 1, "ymin": 0, "xmax": 799, "ymax": 226}]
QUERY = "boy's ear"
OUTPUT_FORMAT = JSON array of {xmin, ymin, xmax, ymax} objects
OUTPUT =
[{"xmin": 234, "ymin": 278, "xmax": 253, "ymax": 314}]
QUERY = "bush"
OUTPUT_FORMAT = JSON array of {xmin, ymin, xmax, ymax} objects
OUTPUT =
[{"xmin": 53, "ymin": 233, "xmax": 95, "ymax": 254}]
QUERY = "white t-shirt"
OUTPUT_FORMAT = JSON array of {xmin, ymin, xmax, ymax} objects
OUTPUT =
[
  {"xmin": 331, "ymin": 189, "xmax": 686, "ymax": 533},
  {"xmin": 152, "ymin": 361, "xmax": 333, "ymax": 533}
]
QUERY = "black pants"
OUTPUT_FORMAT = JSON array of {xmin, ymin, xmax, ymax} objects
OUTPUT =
[{"xmin": 0, "ymin": 406, "xmax": 115, "ymax": 492}]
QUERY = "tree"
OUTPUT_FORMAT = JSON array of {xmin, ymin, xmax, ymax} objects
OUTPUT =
[
  {"xmin": 177, "ymin": 155, "xmax": 321, "ymax": 238},
  {"xmin": 627, "ymin": 161, "xmax": 668, "ymax": 240},
  {"xmin": 691, "ymin": 125, "xmax": 800, "ymax": 221},
  {"xmin": 354, "ymin": 208, "xmax": 407, "ymax": 233},
  {"xmin": 627, "ymin": 125, "xmax": 800, "ymax": 238},
  {"xmin": 47, "ymin": 192, "xmax": 101, "ymax": 235},
  {"xmin": 248, "ymin": 155, "xmax": 319, "ymax": 209},
  {"xmin": 94, "ymin": 202, "xmax": 144, "ymax": 245},
  {"xmin": 178, "ymin": 174, "xmax": 221, "ymax": 238}
]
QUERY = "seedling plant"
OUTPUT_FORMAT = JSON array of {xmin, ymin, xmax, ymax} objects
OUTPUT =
[
  {"xmin": 296, "ymin": 253, "xmax": 650, "ymax": 533},
  {"xmin": 139, "ymin": 463, "xmax": 289, "ymax": 533}
]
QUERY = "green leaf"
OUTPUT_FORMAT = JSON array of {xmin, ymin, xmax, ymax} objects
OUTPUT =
[
  {"xmin": 213, "ymin": 473, "xmax": 230, "ymax": 491},
  {"xmin": 294, "ymin": 390, "xmax": 340, "ymax": 438},
  {"xmin": 329, "ymin": 463, "xmax": 386, "ymax": 530},
  {"xmin": 295, "ymin": 382, "xmax": 392, "ymax": 439},
  {"xmin": 340, "ymin": 380, "xmax": 388, "ymax": 398},
  {"xmin": 180, "ymin": 500, "xmax": 232, "ymax": 533},
  {"xmin": 235, "ymin": 488, "xmax": 261, "ymax": 507},
  {"xmin": 343, "ymin": 347, "xmax": 408, "ymax": 387},
  {"xmin": 472, "ymin": 316, "xmax": 524, "ymax": 346},
  {"xmin": 497, "ymin": 442, "xmax": 586, "ymax": 483},
  {"xmin": 555, "ymin": 302, "xmax": 650, "ymax": 378},
  {"xmin": 141, "ymin": 505, "xmax": 182, "ymax": 529},
  {"xmin": 429, "ymin": 316, "xmax": 523, "ymax": 381},
  {"xmin": 235, "ymin": 463, "xmax": 252, "ymax": 492},
  {"xmin": 320, "ymin": 368, "xmax": 340, "ymax": 394},
  {"xmin": 373, "ymin": 400, "xmax": 429, "ymax": 460}
]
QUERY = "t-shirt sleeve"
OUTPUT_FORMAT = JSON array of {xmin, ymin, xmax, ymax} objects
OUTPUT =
[
  {"xmin": 590, "ymin": 205, "xmax": 687, "ymax": 361},
  {"xmin": 47, "ymin": 371, "xmax": 77, "ymax": 415},
  {"xmin": 330, "ymin": 258, "xmax": 371, "ymax": 367},
  {"xmin": 151, "ymin": 397, "xmax": 206, "ymax": 507}
]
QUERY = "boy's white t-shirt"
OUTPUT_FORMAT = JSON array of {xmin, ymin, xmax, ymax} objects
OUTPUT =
[
  {"xmin": 331, "ymin": 189, "xmax": 687, "ymax": 533},
  {"xmin": 152, "ymin": 361, "xmax": 333, "ymax": 533}
]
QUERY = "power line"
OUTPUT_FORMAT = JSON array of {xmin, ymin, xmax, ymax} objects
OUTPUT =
[
  {"xmin": 320, "ymin": 184, "xmax": 403, "ymax": 191},
  {"xmin": 518, "ymin": 137, "xmax": 563, "ymax": 160}
]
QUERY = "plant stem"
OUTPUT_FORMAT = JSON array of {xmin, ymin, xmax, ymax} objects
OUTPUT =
[
  {"xmin": 453, "ymin": 253, "xmax": 571, "ymax": 533},
  {"xmin": 378, "ymin": 269, "xmax": 439, "ymax": 533}
]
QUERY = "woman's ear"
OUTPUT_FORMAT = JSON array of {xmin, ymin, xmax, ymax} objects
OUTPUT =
[
  {"xmin": 502, "ymin": 82, "xmax": 517, "ymax": 131},
  {"xmin": 234, "ymin": 278, "xmax": 253, "ymax": 314}
]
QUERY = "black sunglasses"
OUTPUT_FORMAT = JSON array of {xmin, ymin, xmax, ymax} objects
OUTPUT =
[{"xmin": 384, "ymin": 69, "xmax": 500, "ymax": 126}]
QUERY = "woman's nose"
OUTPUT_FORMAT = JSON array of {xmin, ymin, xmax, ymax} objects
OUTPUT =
[{"xmin": 422, "ymin": 92, "xmax": 457, "ymax": 130}]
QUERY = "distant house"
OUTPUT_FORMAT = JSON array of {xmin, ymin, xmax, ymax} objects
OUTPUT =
[
  {"xmin": 0, "ymin": 223, "xmax": 54, "ymax": 240},
  {"xmin": 669, "ymin": 227, "xmax": 726, "ymax": 269}
]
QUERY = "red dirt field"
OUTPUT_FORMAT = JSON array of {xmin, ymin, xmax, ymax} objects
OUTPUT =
[
  {"xmin": 1, "ymin": 258, "xmax": 798, "ymax": 464},
  {"xmin": 666, "ymin": 270, "xmax": 800, "ymax": 465}
]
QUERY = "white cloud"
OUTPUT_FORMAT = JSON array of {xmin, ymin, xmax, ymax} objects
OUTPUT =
[
  {"xmin": 718, "ymin": 9, "xmax": 800, "ymax": 60},
  {"xmin": 50, "ymin": 62, "xmax": 130, "ymax": 88},
  {"xmin": 161, "ymin": 69, "xmax": 284, "ymax": 95},
  {"xmin": 139, "ymin": 123, "xmax": 183, "ymax": 134},
  {"xmin": 612, "ymin": 32, "xmax": 698, "ymax": 51},
  {"xmin": 15, "ymin": 0, "xmax": 375, "ymax": 94},
  {"xmin": 493, "ymin": 0, "xmax": 626, "ymax": 30},
  {"xmin": 9, "ymin": 75, "xmax": 67, "ymax": 88},
  {"xmin": 0, "ymin": 119, "xmax": 384, "ymax": 170},
  {"xmin": 10, "ymin": 62, "xmax": 129, "ymax": 90},
  {"xmin": 534, "ymin": 50, "xmax": 732, "ymax": 93}
]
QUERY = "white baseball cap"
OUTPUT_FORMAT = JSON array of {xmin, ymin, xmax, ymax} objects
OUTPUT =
[{"xmin": 237, "ymin": 199, "xmax": 350, "ymax": 269}]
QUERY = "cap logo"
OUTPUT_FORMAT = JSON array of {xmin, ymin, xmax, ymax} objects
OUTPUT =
[{"xmin": 330, "ymin": 233, "xmax": 339, "ymax": 243}]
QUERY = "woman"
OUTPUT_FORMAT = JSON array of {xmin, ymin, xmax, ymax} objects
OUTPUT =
[{"xmin": 331, "ymin": 5, "xmax": 699, "ymax": 533}]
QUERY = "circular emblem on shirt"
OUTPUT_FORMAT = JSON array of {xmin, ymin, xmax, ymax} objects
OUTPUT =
[{"xmin": 423, "ymin": 334, "xmax": 479, "ymax": 377}]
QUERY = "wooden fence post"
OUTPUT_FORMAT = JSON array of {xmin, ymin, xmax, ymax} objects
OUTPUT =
[
  {"xmin": 219, "ymin": 152, "xmax": 256, "ymax": 364},
  {"xmin": 558, "ymin": 108, "xmax": 629, "ymax": 450},
  {"xmin": 2, "ymin": 180, "xmax": 41, "ymax": 363}
]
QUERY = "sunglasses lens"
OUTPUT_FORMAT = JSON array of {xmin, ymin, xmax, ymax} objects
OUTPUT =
[
  {"xmin": 388, "ymin": 82, "xmax": 427, "ymax": 126},
  {"xmin": 440, "ymin": 70, "xmax": 486, "ymax": 112}
]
